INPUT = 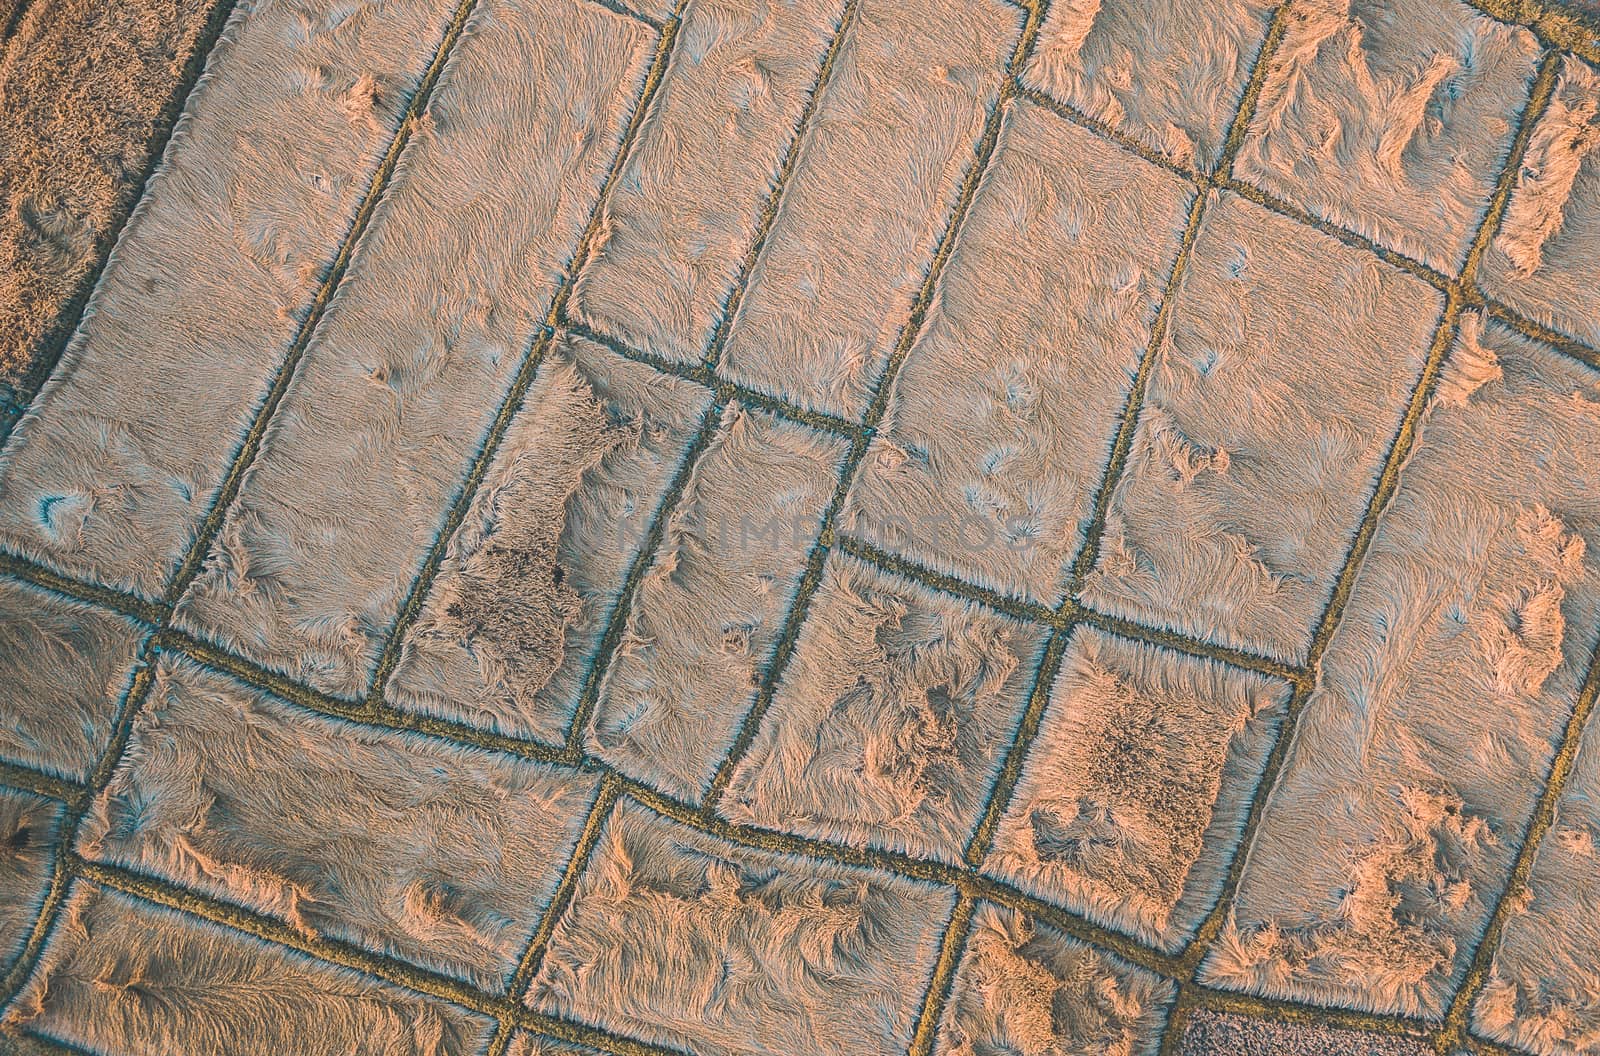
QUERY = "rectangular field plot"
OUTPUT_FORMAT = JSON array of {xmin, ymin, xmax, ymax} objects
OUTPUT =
[
  {"xmin": 0, "ymin": 576, "xmax": 146, "ymax": 781},
  {"xmin": 8, "ymin": 882, "xmax": 496, "ymax": 1056},
  {"xmin": 983, "ymin": 626, "xmax": 1288, "ymax": 951},
  {"xmin": 173, "ymin": 0, "xmax": 657, "ymax": 698},
  {"xmin": 78, "ymin": 654, "xmax": 603, "ymax": 992},
  {"xmin": 719, "ymin": 551, "xmax": 1049, "ymax": 863},
  {"xmin": 1233, "ymin": 0, "xmax": 1540, "ymax": 273},
  {"xmin": 1021, "ymin": 0, "xmax": 1276, "ymax": 171},
  {"xmin": 529, "ymin": 797, "xmax": 956, "ymax": 1056},
  {"xmin": 1202, "ymin": 318, "xmax": 1600, "ymax": 1019}
]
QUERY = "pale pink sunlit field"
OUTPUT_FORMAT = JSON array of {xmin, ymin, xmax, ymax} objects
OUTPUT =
[{"xmin": 1, "ymin": 0, "xmax": 1600, "ymax": 1053}]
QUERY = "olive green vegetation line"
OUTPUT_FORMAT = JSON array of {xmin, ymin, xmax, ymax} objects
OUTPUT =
[
  {"xmin": 1487, "ymin": 297, "xmax": 1600, "ymax": 372},
  {"xmin": 564, "ymin": 319, "xmax": 866, "ymax": 438},
  {"xmin": 0, "ymin": 0, "xmax": 493, "ymax": 1018},
  {"xmin": 906, "ymin": 893, "xmax": 977, "ymax": 1056}
]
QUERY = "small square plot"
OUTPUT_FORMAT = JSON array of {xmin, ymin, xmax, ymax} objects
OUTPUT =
[
  {"xmin": 1023, "ymin": 0, "xmax": 1278, "ymax": 171},
  {"xmin": 530, "ymin": 797, "xmax": 957, "ymax": 1056},
  {"xmin": 0, "ymin": 576, "xmax": 147, "ymax": 782},
  {"xmin": 935, "ymin": 902, "xmax": 1175, "ymax": 1056},
  {"xmin": 719, "ymin": 551, "xmax": 1051, "ymax": 864},
  {"xmin": 984, "ymin": 627, "xmax": 1289, "ymax": 951},
  {"xmin": 588, "ymin": 403, "xmax": 848, "ymax": 803},
  {"xmin": 1479, "ymin": 54, "xmax": 1600, "ymax": 349},
  {"xmin": 1234, "ymin": 0, "xmax": 1541, "ymax": 274},
  {"xmin": 1080, "ymin": 192, "xmax": 1441, "ymax": 664}
]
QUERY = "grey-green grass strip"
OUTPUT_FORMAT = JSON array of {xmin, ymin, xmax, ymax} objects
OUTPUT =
[
  {"xmin": 563, "ymin": 320, "xmax": 865, "ymax": 438},
  {"xmin": 906, "ymin": 894, "xmax": 977, "ymax": 1056},
  {"xmin": 0, "ymin": 765, "xmax": 84, "ymax": 809},
  {"xmin": 1484, "ymin": 299, "xmax": 1600, "ymax": 370}
]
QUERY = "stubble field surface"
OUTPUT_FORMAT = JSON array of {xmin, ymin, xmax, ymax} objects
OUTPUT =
[{"xmin": 2, "ymin": 0, "xmax": 1600, "ymax": 1053}]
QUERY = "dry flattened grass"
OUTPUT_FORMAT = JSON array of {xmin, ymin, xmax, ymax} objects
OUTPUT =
[
  {"xmin": 0, "ymin": 0, "xmax": 1599, "ymax": 1050},
  {"xmin": 0, "ymin": 0, "xmax": 223, "ymax": 392},
  {"xmin": 5, "ymin": 881, "xmax": 496, "ymax": 1055}
]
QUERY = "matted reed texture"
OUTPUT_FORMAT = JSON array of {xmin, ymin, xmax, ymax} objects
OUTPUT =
[{"xmin": 1, "ymin": 0, "xmax": 1600, "ymax": 1053}]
